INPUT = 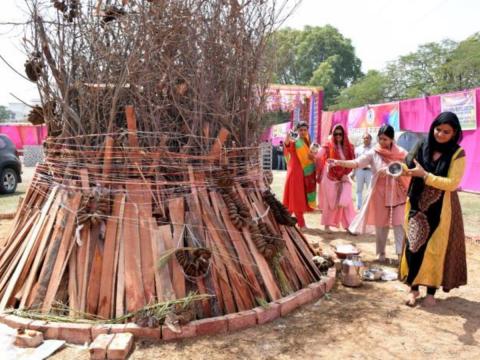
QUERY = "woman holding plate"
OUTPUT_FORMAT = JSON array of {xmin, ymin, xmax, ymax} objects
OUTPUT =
[{"xmin": 328, "ymin": 125, "xmax": 410, "ymax": 262}]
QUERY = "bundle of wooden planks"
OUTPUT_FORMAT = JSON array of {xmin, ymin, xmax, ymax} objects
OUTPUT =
[{"xmin": 0, "ymin": 108, "xmax": 321, "ymax": 321}]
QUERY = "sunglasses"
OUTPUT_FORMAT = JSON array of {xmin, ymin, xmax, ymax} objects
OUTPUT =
[{"xmin": 333, "ymin": 132, "xmax": 343, "ymax": 136}]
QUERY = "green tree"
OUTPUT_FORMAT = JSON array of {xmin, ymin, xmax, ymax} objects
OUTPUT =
[
  {"xmin": 384, "ymin": 40, "xmax": 456, "ymax": 100},
  {"xmin": 0, "ymin": 106, "xmax": 14, "ymax": 122},
  {"xmin": 441, "ymin": 33, "xmax": 480, "ymax": 92},
  {"xmin": 331, "ymin": 70, "xmax": 389, "ymax": 110},
  {"xmin": 271, "ymin": 25, "xmax": 362, "ymax": 106}
]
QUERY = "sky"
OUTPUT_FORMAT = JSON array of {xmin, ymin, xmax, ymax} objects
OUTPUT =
[{"xmin": 1, "ymin": 0, "xmax": 479, "ymax": 105}]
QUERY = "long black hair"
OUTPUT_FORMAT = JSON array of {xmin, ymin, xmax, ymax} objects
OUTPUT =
[
  {"xmin": 425, "ymin": 111, "xmax": 462, "ymax": 161},
  {"xmin": 377, "ymin": 124, "xmax": 395, "ymax": 140},
  {"xmin": 407, "ymin": 111, "xmax": 462, "ymax": 176},
  {"xmin": 407, "ymin": 111, "xmax": 464, "ymax": 207}
]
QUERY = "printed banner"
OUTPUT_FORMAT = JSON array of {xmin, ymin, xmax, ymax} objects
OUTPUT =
[
  {"xmin": 347, "ymin": 102, "xmax": 400, "ymax": 130},
  {"xmin": 440, "ymin": 90, "xmax": 477, "ymax": 130},
  {"xmin": 346, "ymin": 103, "xmax": 400, "ymax": 145},
  {"xmin": 309, "ymin": 94, "xmax": 319, "ymax": 142},
  {"xmin": 265, "ymin": 85, "xmax": 318, "ymax": 112}
]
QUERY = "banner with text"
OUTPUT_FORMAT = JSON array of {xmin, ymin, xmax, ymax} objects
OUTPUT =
[
  {"xmin": 440, "ymin": 90, "xmax": 477, "ymax": 130},
  {"xmin": 346, "ymin": 102, "xmax": 400, "ymax": 145}
]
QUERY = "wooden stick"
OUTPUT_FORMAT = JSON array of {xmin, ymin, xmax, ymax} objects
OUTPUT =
[
  {"xmin": 98, "ymin": 193, "xmax": 124, "ymax": 319},
  {"xmin": 166, "ymin": 197, "xmax": 186, "ymax": 299},
  {"xmin": 123, "ymin": 200, "xmax": 146, "ymax": 313},
  {"xmin": 41, "ymin": 192, "xmax": 82, "ymax": 313},
  {"xmin": 125, "ymin": 105, "xmax": 138, "ymax": 148},
  {"xmin": 0, "ymin": 187, "xmax": 59, "ymax": 311}
]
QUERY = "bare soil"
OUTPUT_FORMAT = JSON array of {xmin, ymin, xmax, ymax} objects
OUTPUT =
[{"xmin": 1, "ymin": 213, "xmax": 478, "ymax": 360}]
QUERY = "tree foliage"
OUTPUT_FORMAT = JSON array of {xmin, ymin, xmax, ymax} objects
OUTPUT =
[
  {"xmin": 330, "ymin": 33, "xmax": 480, "ymax": 110},
  {"xmin": 0, "ymin": 106, "xmax": 14, "ymax": 121},
  {"xmin": 271, "ymin": 25, "xmax": 362, "ymax": 106},
  {"xmin": 331, "ymin": 70, "xmax": 389, "ymax": 110}
]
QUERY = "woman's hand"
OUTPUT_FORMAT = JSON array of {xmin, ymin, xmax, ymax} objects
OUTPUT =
[
  {"xmin": 327, "ymin": 158, "xmax": 337, "ymax": 166},
  {"xmin": 285, "ymin": 132, "xmax": 291, "ymax": 145},
  {"xmin": 407, "ymin": 159, "xmax": 427, "ymax": 178}
]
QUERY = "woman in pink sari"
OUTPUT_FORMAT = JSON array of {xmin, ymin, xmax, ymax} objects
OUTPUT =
[
  {"xmin": 316, "ymin": 124, "xmax": 356, "ymax": 233},
  {"xmin": 328, "ymin": 125, "xmax": 409, "ymax": 262}
]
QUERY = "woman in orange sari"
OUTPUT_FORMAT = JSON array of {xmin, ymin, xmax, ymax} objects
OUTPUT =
[{"xmin": 282, "ymin": 121, "xmax": 316, "ymax": 231}]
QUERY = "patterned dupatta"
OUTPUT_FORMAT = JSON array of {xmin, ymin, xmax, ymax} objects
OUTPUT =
[
  {"xmin": 285, "ymin": 135, "xmax": 316, "ymax": 209},
  {"xmin": 406, "ymin": 139, "xmax": 459, "ymax": 253}
]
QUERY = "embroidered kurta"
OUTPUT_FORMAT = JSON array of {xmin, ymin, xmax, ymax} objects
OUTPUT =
[
  {"xmin": 400, "ymin": 147, "xmax": 467, "ymax": 291},
  {"xmin": 348, "ymin": 148, "xmax": 409, "ymax": 234}
]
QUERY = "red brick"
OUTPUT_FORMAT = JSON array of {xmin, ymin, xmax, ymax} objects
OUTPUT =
[
  {"xmin": 107, "ymin": 333, "xmax": 134, "ymax": 360},
  {"xmin": 109, "ymin": 324, "xmax": 127, "ymax": 334},
  {"xmin": 43, "ymin": 323, "xmax": 61, "ymax": 340},
  {"xmin": 225, "ymin": 310, "xmax": 257, "ymax": 332},
  {"xmin": 276, "ymin": 293, "xmax": 300, "ymax": 317},
  {"xmin": 192, "ymin": 316, "xmax": 227, "ymax": 337},
  {"xmin": 27, "ymin": 320, "xmax": 49, "ymax": 333},
  {"xmin": 92, "ymin": 324, "xmax": 112, "ymax": 338},
  {"xmin": 2, "ymin": 315, "xmax": 32, "ymax": 329},
  {"xmin": 124, "ymin": 323, "xmax": 160, "ymax": 341},
  {"xmin": 325, "ymin": 276, "xmax": 336, "ymax": 293},
  {"xmin": 252, "ymin": 302, "xmax": 280, "ymax": 325},
  {"xmin": 295, "ymin": 288, "xmax": 315, "ymax": 306},
  {"xmin": 14, "ymin": 329, "xmax": 44, "ymax": 348},
  {"xmin": 89, "ymin": 333, "xmax": 115, "ymax": 360},
  {"xmin": 161, "ymin": 323, "xmax": 196, "ymax": 341},
  {"xmin": 56, "ymin": 323, "xmax": 92, "ymax": 345},
  {"xmin": 308, "ymin": 281, "xmax": 326, "ymax": 299}
]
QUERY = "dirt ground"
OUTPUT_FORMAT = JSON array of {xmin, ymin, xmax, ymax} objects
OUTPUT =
[{"xmin": 0, "ymin": 171, "xmax": 479, "ymax": 359}]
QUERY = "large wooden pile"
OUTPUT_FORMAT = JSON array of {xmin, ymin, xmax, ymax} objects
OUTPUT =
[{"xmin": 0, "ymin": 108, "xmax": 321, "ymax": 321}]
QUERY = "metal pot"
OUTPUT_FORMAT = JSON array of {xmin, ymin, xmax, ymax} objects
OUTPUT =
[{"xmin": 341, "ymin": 255, "xmax": 364, "ymax": 287}]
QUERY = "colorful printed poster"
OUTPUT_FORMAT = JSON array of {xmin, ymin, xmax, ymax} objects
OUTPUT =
[
  {"xmin": 265, "ymin": 85, "xmax": 319, "ymax": 112},
  {"xmin": 347, "ymin": 106, "xmax": 367, "ymax": 129},
  {"xmin": 440, "ymin": 90, "xmax": 477, "ymax": 130},
  {"xmin": 347, "ymin": 102, "xmax": 400, "ymax": 130},
  {"xmin": 309, "ymin": 94, "xmax": 319, "ymax": 142},
  {"xmin": 346, "ymin": 103, "xmax": 399, "ymax": 145},
  {"xmin": 268, "ymin": 121, "xmax": 291, "ymax": 145}
]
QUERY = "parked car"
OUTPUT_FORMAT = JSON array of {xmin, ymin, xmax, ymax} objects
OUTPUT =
[
  {"xmin": 0, "ymin": 134, "xmax": 22, "ymax": 194},
  {"xmin": 397, "ymin": 131, "xmax": 427, "ymax": 152}
]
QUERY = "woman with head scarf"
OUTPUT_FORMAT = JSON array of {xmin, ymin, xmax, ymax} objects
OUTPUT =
[
  {"xmin": 283, "ymin": 121, "xmax": 316, "ymax": 230},
  {"xmin": 315, "ymin": 124, "xmax": 356, "ymax": 233},
  {"xmin": 401, "ymin": 112, "xmax": 467, "ymax": 307},
  {"xmin": 328, "ymin": 125, "xmax": 409, "ymax": 261}
]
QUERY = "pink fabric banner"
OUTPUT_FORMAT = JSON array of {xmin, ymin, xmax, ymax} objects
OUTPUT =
[
  {"xmin": 331, "ymin": 109, "xmax": 349, "ymax": 131},
  {"xmin": 399, "ymin": 95, "xmax": 441, "ymax": 132},
  {"xmin": 322, "ymin": 87, "xmax": 480, "ymax": 192},
  {"xmin": 320, "ymin": 111, "xmax": 333, "ymax": 145},
  {"xmin": 399, "ymin": 92, "xmax": 479, "ymax": 192},
  {"xmin": 0, "ymin": 124, "xmax": 47, "ymax": 150},
  {"xmin": 260, "ymin": 121, "xmax": 292, "ymax": 146}
]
